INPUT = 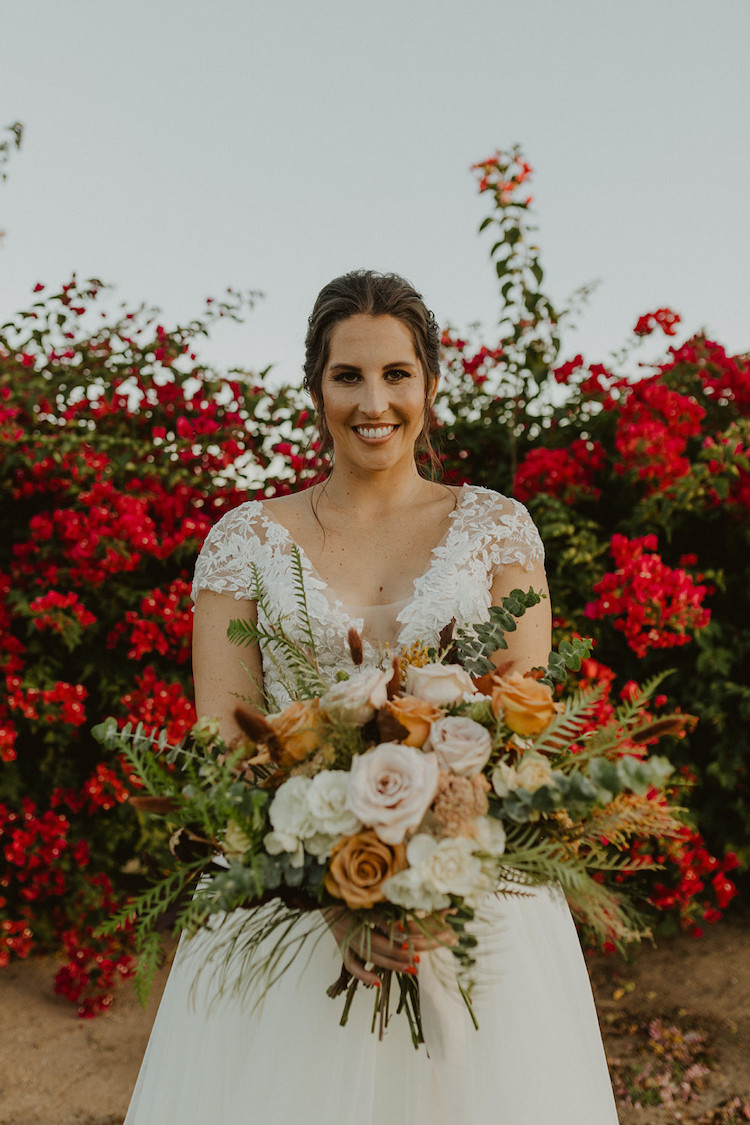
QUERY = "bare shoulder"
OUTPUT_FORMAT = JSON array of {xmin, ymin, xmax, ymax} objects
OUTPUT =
[
  {"xmin": 259, "ymin": 490, "xmax": 310, "ymax": 515},
  {"xmin": 260, "ymin": 487, "xmax": 321, "ymax": 542}
]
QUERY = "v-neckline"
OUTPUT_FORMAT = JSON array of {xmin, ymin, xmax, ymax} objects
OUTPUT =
[{"xmin": 257, "ymin": 483, "xmax": 468, "ymax": 618}]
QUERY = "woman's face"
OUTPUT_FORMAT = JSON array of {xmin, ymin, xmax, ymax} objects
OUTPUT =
[{"xmin": 318, "ymin": 314, "xmax": 436, "ymax": 475}]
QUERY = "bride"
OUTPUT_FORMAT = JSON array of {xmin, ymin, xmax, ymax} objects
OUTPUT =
[{"xmin": 124, "ymin": 270, "xmax": 619, "ymax": 1124}]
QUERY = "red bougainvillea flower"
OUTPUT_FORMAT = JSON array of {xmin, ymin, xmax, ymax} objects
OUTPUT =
[
  {"xmin": 634, "ymin": 308, "xmax": 681, "ymax": 337},
  {"xmin": 610, "ymin": 376, "xmax": 705, "ymax": 491},
  {"xmin": 514, "ymin": 440, "xmax": 605, "ymax": 504},
  {"xmin": 585, "ymin": 534, "xmax": 710, "ymax": 658}
]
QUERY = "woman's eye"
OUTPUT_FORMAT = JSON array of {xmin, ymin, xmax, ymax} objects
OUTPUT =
[
  {"xmin": 331, "ymin": 371, "xmax": 361, "ymax": 383},
  {"xmin": 385, "ymin": 369, "xmax": 412, "ymax": 381}
]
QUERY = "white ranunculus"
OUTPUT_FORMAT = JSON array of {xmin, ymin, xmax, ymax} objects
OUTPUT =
[
  {"xmin": 426, "ymin": 715, "xmax": 493, "ymax": 776},
  {"xmin": 302, "ymin": 831, "xmax": 338, "ymax": 860},
  {"xmin": 263, "ymin": 830, "xmax": 305, "ymax": 868},
  {"xmin": 346, "ymin": 743, "xmax": 439, "ymax": 845},
  {"xmin": 404, "ymin": 663, "xmax": 477, "ymax": 706},
  {"xmin": 319, "ymin": 667, "xmax": 393, "ymax": 725},
  {"xmin": 268, "ymin": 775, "xmax": 314, "ymax": 839},
  {"xmin": 307, "ymin": 770, "xmax": 362, "ymax": 837},
  {"xmin": 223, "ymin": 819, "xmax": 253, "ymax": 862},
  {"xmin": 472, "ymin": 815, "xmax": 507, "ymax": 860},
  {"xmin": 382, "ymin": 866, "xmax": 451, "ymax": 912},
  {"xmin": 515, "ymin": 754, "xmax": 555, "ymax": 793},
  {"xmin": 492, "ymin": 761, "xmax": 520, "ymax": 798},
  {"xmin": 407, "ymin": 833, "xmax": 484, "ymax": 897}
]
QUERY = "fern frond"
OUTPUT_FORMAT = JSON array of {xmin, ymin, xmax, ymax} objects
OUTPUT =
[
  {"xmin": 133, "ymin": 931, "xmax": 164, "ymax": 1007},
  {"xmin": 527, "ymin": 684, "xmax": 605, "ymax": 762},
  {"xmin": 290, "ymin": 545, "xmax": 317, "ymax": 659},
  {"xmin": 613, "ymin": 670, "xmax": 673, "ymax": 725},
  {"xmin": 97, "ymin": 866, "xmax": 204, "ymax": 939},
  {"xmin": 583, "ymin": 792, "xmax": 686, "ymax": 849}
]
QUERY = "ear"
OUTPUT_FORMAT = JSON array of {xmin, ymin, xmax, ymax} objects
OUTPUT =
[{"xmin": 427, "ymin": 372, "xmax": 440, "ymax": 409}]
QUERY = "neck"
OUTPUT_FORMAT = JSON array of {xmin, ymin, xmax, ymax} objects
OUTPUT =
[{"xmin": 318, "ymin": 463, "xmax": 432, "ymax": 517}]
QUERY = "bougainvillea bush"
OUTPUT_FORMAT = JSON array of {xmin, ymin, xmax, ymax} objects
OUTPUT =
[
  {"xmin": 0, "ymin": 144, "xmax": 743, "ymax": 1014},
  {"xmin": 0, "ymin": 281, "xmax": 324, "ymax": 1011},
  {"xmin": 434, "ymin": 148, "xmax": 746, "ymax": 932}
]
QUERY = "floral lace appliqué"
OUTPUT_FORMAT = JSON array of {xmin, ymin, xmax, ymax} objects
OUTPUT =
[{"xmin": 191, "ymin": 486, "xmax": 543, "ymax": 709}]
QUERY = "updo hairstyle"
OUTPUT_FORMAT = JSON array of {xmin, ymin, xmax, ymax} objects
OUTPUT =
[{"xmin": 303, "ymin": 269, "xmax": 441, "ymax": 469}]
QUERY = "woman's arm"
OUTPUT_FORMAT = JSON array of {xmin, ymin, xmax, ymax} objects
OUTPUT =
[
  {"xmin": 489, "ymin": 554, "xmax": 552, "ymax": 673},
  {"xmin": 192, "ymin": 589, "xmax": 263, "ymax": 744}
]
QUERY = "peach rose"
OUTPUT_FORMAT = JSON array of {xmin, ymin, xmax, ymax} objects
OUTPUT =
[
  {"xmin": 266, "ymin": 699, "xmax": 325, "ymax": 765},
  {"xmin": 404, "ymin": 663, "xmax": 477, "ymax": 705},
  {"xmin": 490, "ymin": 672, "xmax": 561, "ymax": 736},
  {"xmin": 381, "ymin": 696, "xmax": 441, "ymax": 747},
  {"xmin": 324, "ymin": 829, "xmax": 407, "ymax": 909}
]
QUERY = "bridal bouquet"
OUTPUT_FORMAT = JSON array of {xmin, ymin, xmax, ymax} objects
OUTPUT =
[{"xmin": 95, "ymin": 569, "xmax": 686, "ymax": 1045}]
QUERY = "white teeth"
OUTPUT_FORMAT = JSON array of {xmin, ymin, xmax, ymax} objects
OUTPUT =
[{"xmin": 354, "ymin": 425, "xmax": 397, "ymax": 439}]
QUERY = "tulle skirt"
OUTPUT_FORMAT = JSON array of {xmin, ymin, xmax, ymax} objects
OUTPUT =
[{"xmin": 124, "ymin": 886, "xmax": 618, "ymax": 1125}]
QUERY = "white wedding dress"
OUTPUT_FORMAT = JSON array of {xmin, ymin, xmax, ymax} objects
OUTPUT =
[{"xmin": 124, "ymin": 485, "xmax": 619, "ymax": 1125}]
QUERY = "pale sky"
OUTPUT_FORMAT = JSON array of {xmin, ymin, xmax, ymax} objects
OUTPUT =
[{"xmin": 1, "ymin": 0, "xmax": 748, "ymax": 386}]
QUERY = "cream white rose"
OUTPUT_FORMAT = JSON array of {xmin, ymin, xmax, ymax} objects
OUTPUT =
[
  {"xmin": 346, "ymin": 743, "xmax": 439, "ymax": 845},
  {"xmin": 407, "ymin": 833, "xmax": 484, "ymax": 897},
  {"xmin": 426, "ymin": 715, "xmax": 493, "ymax": 776},
  {"xmin": 404, "ymin": 663, "xmax": 477, "ymax": 705},
  {"xmin": 307, "ymin": 770, "xmax": 362, "ymax": 837},
  {"xmin": 319, "ymin": 667, "xmax": 393, "ymax": 725}
]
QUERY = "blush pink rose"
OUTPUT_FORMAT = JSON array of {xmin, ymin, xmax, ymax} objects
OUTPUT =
[
  {"xmin": 346, "ymin": 743, "xmax": 440, "ymax": 845},
  {"xmin": 426, "ymin": 715, "xmax": 493, "ymax": 776}
]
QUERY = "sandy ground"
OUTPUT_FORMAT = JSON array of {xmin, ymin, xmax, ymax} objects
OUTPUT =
[{"xmin": 1, "ymin": 919, "xmax": 748, "ymax": 1125}]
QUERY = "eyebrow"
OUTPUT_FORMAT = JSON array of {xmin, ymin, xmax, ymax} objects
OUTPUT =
[{"xmin": 328, "ymin": 360, "xmax": 419, "ymax": 372}]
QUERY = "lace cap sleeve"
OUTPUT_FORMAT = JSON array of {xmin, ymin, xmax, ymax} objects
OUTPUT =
[
  {"xmin": 462, "ymin": 486, "xmax": 545, "ymax": 574},
  {"xmin": 191, "ymin": 501, "xmax": 265, "ymax": 602}
]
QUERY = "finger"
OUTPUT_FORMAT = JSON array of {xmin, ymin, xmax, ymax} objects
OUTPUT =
[{"xmin": 342, "ymin": 949, "xmax": 382, "ymax": 988}]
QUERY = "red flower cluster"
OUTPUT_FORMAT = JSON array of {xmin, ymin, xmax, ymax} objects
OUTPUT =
[
  {"xmin": 701, "ymin": 430, "xmax": 750, "ymax": 511},
  {"xmin": 119, "ymin": 666, "xmax": 196, "ymax": 743},
  {"xmin": 648, "ymin": 829, "xmax": 739, "ymax": 936},
  {"xmin": 585, "ymin": 534, "xmax": 710, "ymax": 658},
  {"xmin": 5, "ymin": 677, "xmax": 88, "ymax": 729},
  {"xmin": 459, "ymin": 344, "xmax": 505, "ymax": 386},
  {"xmin": 633, "ymin": 308, "xmax": 681, "ymax": 337},
  {"xmin": 28, "ymin": 590, "xmax": 97, "ymax": 633},
  {"xmin": 660, "ymin": 337, "xmax": 750, "ymax": 414},
  {"xmin": 108, "ymin": 577, "xmax": 194, "ymax": 663},
  {"xmin": 514, "ymin": 440, "xmax": 605, "ymax": 504},
  {"xmin": 471, "ymin": 148, "xmax": 534, "ymax": 206},
  {"xmin": 53, "ymin": 874, "xmax": 134, "ymax": 1017},
  {"xmin": 611, "ymin": 377, "xmax": 705, "ymax": 490}
]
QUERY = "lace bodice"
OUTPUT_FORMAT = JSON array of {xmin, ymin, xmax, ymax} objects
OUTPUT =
[{"xmin": 191, "ymin": 484, "xmax": 544, "ymax": 710}]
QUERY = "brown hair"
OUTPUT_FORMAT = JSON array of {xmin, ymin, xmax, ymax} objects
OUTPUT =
[{"xmin": 303, "ymin": 270, "xmax": 441, "ymax": 473}]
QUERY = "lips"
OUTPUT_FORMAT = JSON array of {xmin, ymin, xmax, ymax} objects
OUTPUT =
[{"xmin": 353, "ymin": 424, "xmax": 399, "ymax": 440}]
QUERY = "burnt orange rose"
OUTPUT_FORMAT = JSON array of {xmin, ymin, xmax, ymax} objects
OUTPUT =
[
  {"xmin": 324, "ymin": 829, "xmax": 407, "ymax": 909},
  {"xmin": 266, "ymin": 700, "xmax": 325, "ymax": 766},
  {"xmin": 381, "ymin": 696, "xmax": 441, "ymax": 747},
  {"xmin": 490, "ymin": 672, "xmax": 562, "ymax": 736}
]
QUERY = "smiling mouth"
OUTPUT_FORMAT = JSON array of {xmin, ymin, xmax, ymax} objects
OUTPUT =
[{"xmin": 353, "ymin": 424, "xmax": 399, "ymax": 440}]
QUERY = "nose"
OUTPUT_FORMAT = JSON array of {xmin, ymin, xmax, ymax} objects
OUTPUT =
[{"xmin": 359, "ymin": 375, "xmax": 388, "ymax": 417}]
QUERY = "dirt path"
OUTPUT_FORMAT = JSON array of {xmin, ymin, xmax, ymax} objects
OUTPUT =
[{"xmin": 1, "ymin": 919, "xmax": 748, "ymax": 1125}]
